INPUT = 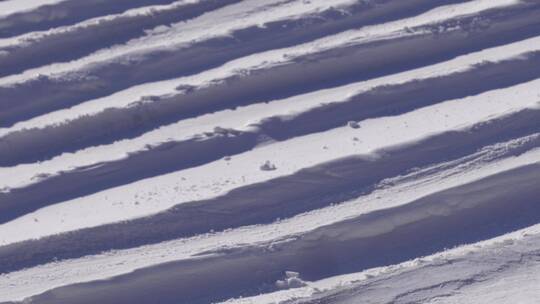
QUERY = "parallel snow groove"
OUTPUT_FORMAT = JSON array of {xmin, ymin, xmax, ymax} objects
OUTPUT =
[
  {"xmin": 0, "ymin": 0, "xmax": 244, "ymax": 76},
  {"xmin": 0, "ymin": 0, "xmax": 189, "ymax": 38},
  {"xmin": 225, "ymin": 229, "xmax": 540, "ymax": 304},
  {"xmin": 2, "ymin": 141, "xmax": 539, "ymax": 303},
  {"xmin": 1, "ymin": 49, "xmax": 539, "ymax": 167},
  {"xmin": 1, "ymin": 75, "xmax": 539, "ymax": 245},
  {"xmin": 0, "ymin": 54, "xmax": 539, "ymax": 225},
  {"xmin": 0, "ymin": 0, "xmax": 359, "ymax": 81},
  {"xmin": 0, "ymin": 0, "xmax": 483, "ymax": 132},
  {"xmin": 0, "ymin": 0, "xmax": 68, "ymax": 18},
  {"xmin": 0, "ymin": 0, "xmax": 532, "ymax": 128},
  {"xmin": 225, "ymin": 200, "xmax": 540, "ymax": 304},
  {"xmin": 1, "ymin": 110, "xmax": 538, "ymax": 273},
  {"xmin": 3, "ymin": 0, "xmax": 501, "ymax": 84},
  {"xmin": 5, "ymin": 31, "xmax": 540, "ymax": 138},
  {"xmin": 294, "ymin": 239, "xmax": 540, "ymax": 304},
  {"xmin": 0, "ymin": 1, "xmax": 539, "ymax": 302},
  {"xmin": 0, "ymin": 0, "xmax": 470, "ymax": 128},
  {"xmin": 17, "ymin": 163, "xmax": 540, "ymax": 304},
  {"xmin": 2, "ymin": 32, "xmax": 539, "ymax": 174}
]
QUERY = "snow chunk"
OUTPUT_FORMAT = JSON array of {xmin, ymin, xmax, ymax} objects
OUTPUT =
[
  {"xmin": 275, "ymin": 271, "xmax": 307, "ymax": 289},
  {"xmin": 260, "ymin": 161, "xmax": 277, "ymax": 171}
]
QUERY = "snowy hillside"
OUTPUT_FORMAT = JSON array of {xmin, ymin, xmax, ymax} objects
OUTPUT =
[{"xmin": 0, "ymin": 0, "xmax": 539, "ymax": 303}]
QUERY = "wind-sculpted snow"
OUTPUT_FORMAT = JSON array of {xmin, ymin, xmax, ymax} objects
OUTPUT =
[{"xmin": 0, "ymin": 0, "xmax": 539, "ymax": 303}]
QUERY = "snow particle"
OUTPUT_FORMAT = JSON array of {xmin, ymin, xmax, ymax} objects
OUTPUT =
[{"xmin": 260, "ymin": 161, "xmax": 277, "ymax": 171}]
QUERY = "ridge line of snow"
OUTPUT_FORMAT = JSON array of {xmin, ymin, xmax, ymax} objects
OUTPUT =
[
  {"xmin": 2, "ymin": 34, "xmax": 539, "ymax": 138},
  {"xmin": 218, "ymin": 220, "xmax": 540, "ymax": 304},
  {"xmin": 2, "ymin": 36, "xmax": 539, "ymax": 192},
  {"xmin": 0, "ymin": 0, "xmax": 519, "ymax": 86},
  {"xmin": 1, "ymin": 79, "xmax": 539, "ymax": 244},
  {"xmin": 1, "ymin": 144, "xmax": 538, "ymax": 302},
  {"xmin": 0, "ymin": 0, "xmax": 206, "ymax": 43},
  {"xmin": 0, "ymin": 0, "xmax": 357, "ymax": 85}
]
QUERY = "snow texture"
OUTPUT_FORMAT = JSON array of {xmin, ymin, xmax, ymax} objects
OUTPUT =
[{"xmin": 0, "ymin": 0, "xmax": 539, "ymax": 303}]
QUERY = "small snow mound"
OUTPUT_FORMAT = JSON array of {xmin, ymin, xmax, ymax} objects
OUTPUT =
[
  {"xmin": 275, "ymin": 270, "xmax": 307, "ymax": 289},
  {"xmin": 347, "ymin": 121, "xmax": 360, "ymax": 129},
  {"xmin": 260, "ymin": 161, "xmax": 277, "ymax": 171}
]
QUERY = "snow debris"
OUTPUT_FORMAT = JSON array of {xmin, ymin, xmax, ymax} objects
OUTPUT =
[
  {"xmin": 275, "ymin": 270, "xmax": 307, "ymax": 289},
  {"xmin": 260, "ymin": 161, "xmax": 277, "ymax": 171}
]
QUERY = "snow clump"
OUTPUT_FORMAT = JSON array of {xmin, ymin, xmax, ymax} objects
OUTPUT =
[
  {"xmin": 260, "ymin": 161, "xmax": 277, "ymax": 171},
  {"xmin": 275, "ymin": 271, "xmax": 307, "ymax": 289}
]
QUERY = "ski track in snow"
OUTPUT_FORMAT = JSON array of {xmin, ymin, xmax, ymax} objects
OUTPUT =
[{"xmin": 0, "ymin": 0, "xmax": 539, "ymax": 303}]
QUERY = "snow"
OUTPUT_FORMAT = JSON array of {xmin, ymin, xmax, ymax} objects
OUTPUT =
[
  {"xmin": 2, "ymin": 34, "xmax": 540, "ymax": 191},
  {"xmin": 1, "ymin": 79, "xmax": 539, "ymax": 245},
  {"xmin": 0, "ymin": 0, "xmax": 67, "ymax": 18},
  {"xmin": 1, "ymin": 140, "xmax": 538, "ymax": 302},
  {"xmin": 0, "ymin": 0, "xmax": 518, "ymax": 85},
  {"xmin": 220, "ymin": 226, "xmax": 540, "ymax": 304},
  {"xmin": 0, "ymin": 0, "xmax": 538, "ymax": 302},
  {"xmin": 0, "ymin": 0, "xmax": 357, "ymax": 85}
]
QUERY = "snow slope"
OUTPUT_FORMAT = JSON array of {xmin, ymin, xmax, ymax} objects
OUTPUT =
[{"xmin": 0, "ymin": 0, "xmax": 539, "ymax": 303}]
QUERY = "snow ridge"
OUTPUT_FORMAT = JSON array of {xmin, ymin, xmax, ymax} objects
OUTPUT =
[{"xmin": 0, "ymin": 0, "xmax": 539, "ymax": 303}]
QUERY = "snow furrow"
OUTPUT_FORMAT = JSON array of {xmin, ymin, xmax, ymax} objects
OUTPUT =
[
  {"xmin": 0, "ymin": 0, "xmax": 195, "ymax": 38},
  {"xmin": 0, "ymin": 50, "xmax": 539, "ymax": 227},
  {"xmin": 0, "ymin": 1, "xmax": 539, "ymax": 303},
  {"xmin": 1, "ymin": 35, "xmax": 540, "ymax": 168},
  {"xmin": 0, "ymin": 0, "xmax": 359, "ymax": 82},
  {"xmin": 0, "ymin": 0, "xmax": 529, "ymax": 128},
  {"xmin": 0, "ymin": 0, "xmax": 243, "ymax": 75},
  {"xmin": 1, "ymin": 148, "xmax": 538, "ymax": 303},
  {"xmin": 4, "ymin": 32, "xmax": 540, "ymax": 140},
  {"xmin": 222, "ymin": 224, "xmax": 540, "ymax": 304},
  {"xmin": 0, "ymin": 127, "xmax": 539, "ymax": 274},
  {"xmin": 0, "ymin": 77, "xmax": 537, "ymax": 233}
]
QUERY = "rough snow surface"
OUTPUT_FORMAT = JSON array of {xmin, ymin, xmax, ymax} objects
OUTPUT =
[{"xmin": 0, "ymin": 0, "xmax": 539, "ymax": 303}]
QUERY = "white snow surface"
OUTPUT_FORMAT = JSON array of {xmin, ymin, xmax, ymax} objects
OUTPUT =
[
  {"xmin": 1, "ymin": 81, "xmax": 538, "ymax": 245},
  {"xmin": 0, "ymin": 0, "xmax": 539, "ymax": 303},
  {"xmin": 0, "ymin": 0, "xmax": 67, "ymax": 17},
  {"xmin": 0, "ymin": 0, "xmax": 518, "ymax": 85}
]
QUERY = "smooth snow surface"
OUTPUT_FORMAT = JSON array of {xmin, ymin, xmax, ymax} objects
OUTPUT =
[{"xmin": 0, "ymin": 0, "xmax": 539, "ymax": 303}]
